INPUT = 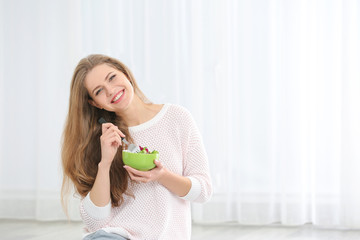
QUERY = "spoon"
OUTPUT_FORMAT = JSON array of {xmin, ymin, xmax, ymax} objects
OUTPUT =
[{"xmin": 98, "ymin": 117, "xmax": 140, "ymax": 153}]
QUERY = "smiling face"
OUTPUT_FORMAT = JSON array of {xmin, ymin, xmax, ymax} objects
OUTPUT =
[{"xmin": 84, "ymin": 63, "xmax": 135, "ymax": 112}]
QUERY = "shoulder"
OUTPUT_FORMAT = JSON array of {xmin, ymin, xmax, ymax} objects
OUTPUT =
[
  {"xmin": 163, "ymin": 104, "xmax": 197, "ymax": 129},
  {"xmin": 165, "ymin": 103, "xmax": 193, "ymax": 118}
]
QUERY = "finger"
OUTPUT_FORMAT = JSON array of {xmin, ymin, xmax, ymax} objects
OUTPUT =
[
  {"xmin": 106, "ymin": 136, "xmax": 121, "ymax": 148},
  {"xmin": 124, "ymin": 166, "xmax": 152, "ymax": 181},
  {"xmin": 128, "ymin": 173, "xmax": 149, "ymax": 183},
  {"xmin": 110, "ymin": 131, "xmax": 122, "ymax": 144},
  {"xmin": 124, "ymin": 166, "xmax": 150, "ymax": 178},
  {"xmin": 154, "ymin": 160, "xmax": 163, "ymax": 168},
  {"xmin": 108, "ymin": 125, "xmax": 125, "ymax": 138},
  {"xmin": 102, "ymin": 131, "xmax": 121, "ymax": 143},
  {"xmin": 101, "ymin": 122, "xmax": 115, "ymax": 134},
  {"xmin": 102, "ymin": 124, "xmax": 125, "ymax": 138},
  {"xmin": 125, "ymin": 169, "xmax": 144, "ymax": 183},
  {"xmin": 101, "ymin": 123, "xmax": 120, "ymax": 133},
  {"xmin": 102, "ymin": 128, "xmax": 117, "ymax": 139},
  {"xmin": 117, "ymin": 129, "xmax": 125, "ymax": 138},
  {"xmin": 102, "ymin": 127, "xmax": 124, "ymax": 140}
]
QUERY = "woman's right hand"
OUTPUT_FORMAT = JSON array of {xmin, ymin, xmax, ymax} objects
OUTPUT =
[{"xmin": 100, "ymin": 123, "xmax": 125, "ymax": 166}]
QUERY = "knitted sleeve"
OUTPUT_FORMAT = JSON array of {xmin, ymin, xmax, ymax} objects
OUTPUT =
[
  {"xmin": 79, "ymin": 192, "xmax": 112, "ymax": 232},
  {"xmin": 178, "ymin": 107, "xmax": 213, "ymax": 203}
]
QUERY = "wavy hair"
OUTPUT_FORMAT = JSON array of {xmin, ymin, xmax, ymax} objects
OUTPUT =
[{"xmin": 61, "ymin": 54, "xmax": 148, "ymax": 214}]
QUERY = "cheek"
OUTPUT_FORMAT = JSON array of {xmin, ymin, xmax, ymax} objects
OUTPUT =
[
  {"xmin": 92, "ymin": 100, "xmax": 103, "ymax": 109},
  {"xmin": 126, "ymin": 85, "xmax": 135, "ymax": 101},
  {"xmin": 92, "ymin": 95, "xmax": 107, "ymax": 107},
  {"xmin": 128, "ymin": 84, "xmax": 134, "ymax": 94}
]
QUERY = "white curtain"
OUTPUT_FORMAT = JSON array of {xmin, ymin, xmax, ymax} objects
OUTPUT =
[{"xmin": 1, "ymin": 0, "xmax": 359, "ymax": 228}]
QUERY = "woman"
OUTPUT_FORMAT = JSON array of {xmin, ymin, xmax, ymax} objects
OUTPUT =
[{"xmin": 61, "ymin": 54, "xmax": 212, "ymax": 240}]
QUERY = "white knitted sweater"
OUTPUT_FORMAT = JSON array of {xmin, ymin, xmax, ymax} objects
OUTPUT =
[{"xmin": 80, "ymin": 104, "xmax": 212, "ymax": 240}]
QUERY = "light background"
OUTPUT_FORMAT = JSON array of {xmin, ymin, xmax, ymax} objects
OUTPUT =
[{"xmin": 0, "ymin": 0, "xmax": 360, "ymax": 228}]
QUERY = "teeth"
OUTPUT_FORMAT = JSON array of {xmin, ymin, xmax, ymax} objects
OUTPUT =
[{"xmin": 113, "ymin": 91, "xmax": 123, "ymax": 102}]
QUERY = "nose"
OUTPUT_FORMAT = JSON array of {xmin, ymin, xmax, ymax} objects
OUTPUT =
[{"xmin": 104, "ymin": 85, "xmax": 114, "ymax": 97}]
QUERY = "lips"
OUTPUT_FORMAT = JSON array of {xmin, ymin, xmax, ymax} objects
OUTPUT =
[{"xmin": 111, "ymin": 90, "xmax": 124, "ymax": 103}]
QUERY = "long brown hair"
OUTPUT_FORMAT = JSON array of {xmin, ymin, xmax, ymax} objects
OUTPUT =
[{"xmin": 61, "ymin": 54, "xmax": 148, "ymax": 214}]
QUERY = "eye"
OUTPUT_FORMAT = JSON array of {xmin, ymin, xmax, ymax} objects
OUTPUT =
[
  {"xmin": 95, "ymin": 88, "xmax": 102, "ymax": 96},
  {"xmin": 109, "ymin": 74, "xmax": 116, "ymax": 81}
]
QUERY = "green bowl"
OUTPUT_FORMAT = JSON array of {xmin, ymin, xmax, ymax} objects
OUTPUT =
[{"xmin": 122, "ymin": 150, "xmax": 159, "ymax": 171}]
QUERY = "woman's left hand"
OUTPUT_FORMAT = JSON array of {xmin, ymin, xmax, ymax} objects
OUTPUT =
[{"xmin": 124, "ymin": 160, "xmax": 166, "ymax": 183}]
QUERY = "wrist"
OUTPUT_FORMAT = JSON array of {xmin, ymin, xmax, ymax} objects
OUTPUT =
[
  {"xmin": 98, "ymin": 160, "xmax": 112, "ymax": 171},
  {"xmin": 157, "ymin": 167, "xmax": 170, "ymax": 183}
]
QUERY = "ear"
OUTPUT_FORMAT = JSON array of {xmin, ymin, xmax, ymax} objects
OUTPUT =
[{"xmin": 88, "ymin": 99, "xmax": 102, "ymax": 109}]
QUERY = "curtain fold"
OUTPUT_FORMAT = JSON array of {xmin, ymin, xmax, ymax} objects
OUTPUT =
[{"xmin": 0, "ymin": 0, "xmax": 359, "ymax": 228}]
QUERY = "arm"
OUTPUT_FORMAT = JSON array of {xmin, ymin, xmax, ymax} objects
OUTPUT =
[
  {"xmin": 124, "ymin": 106, "xmax": 212, "ymax": 202},
  {"xmin": 180, "ymin": 120, "xmax": 213, "ymax": 202},
  {"xmin": 124, "ymin": 140, "xmax": 211, "ymax": 202},
  {"xmin": 90, "ymin": 161, "xmax": 112, "ymax": 206},
  {"xmin": 89, "ymin": 122, "xmax": 124, "ymax": 206},
  {"xmin": 124, "ymin": 160, "xmax": 192, "ymax": 197},
  {"xmin": 80, "ymin": 123, "xmax": 124, "ymax": 232},
  {"xmin": 157, "ymin": 167, "xmax": 191, "ymax": 197},
  {"xmin": 177, "ymin": 106, "xmax": 212, "ymax": 202}
]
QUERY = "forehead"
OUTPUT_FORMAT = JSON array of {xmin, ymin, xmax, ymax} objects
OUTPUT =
[{"xmin": 84, "ymin": 64, "xmax": 116, "ymax": 90}]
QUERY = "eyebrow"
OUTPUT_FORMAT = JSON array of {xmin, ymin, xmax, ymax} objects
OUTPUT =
[{"xmin": 92, "ymin": 71, "xmax": 113, "ymax": 95}]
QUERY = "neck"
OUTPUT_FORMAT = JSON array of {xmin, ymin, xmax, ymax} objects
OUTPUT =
[{"xmin": 116, "ymin": 96, "xmax": 155, "ymax": 127}]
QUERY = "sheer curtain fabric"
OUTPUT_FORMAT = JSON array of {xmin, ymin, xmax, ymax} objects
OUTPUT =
[{"xmin": 0, "ymin": 0, "xmax": 359, "ymax": 228}]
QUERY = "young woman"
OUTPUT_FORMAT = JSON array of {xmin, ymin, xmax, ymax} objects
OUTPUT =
[{"xmin": 61, "ymin": 54, "xmax": 212, "ymax": 240}]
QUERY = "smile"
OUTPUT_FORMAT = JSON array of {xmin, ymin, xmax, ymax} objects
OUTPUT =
[{"xmin": 111, "ymin": 90, "xmax": 124, "ymax": 103}]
